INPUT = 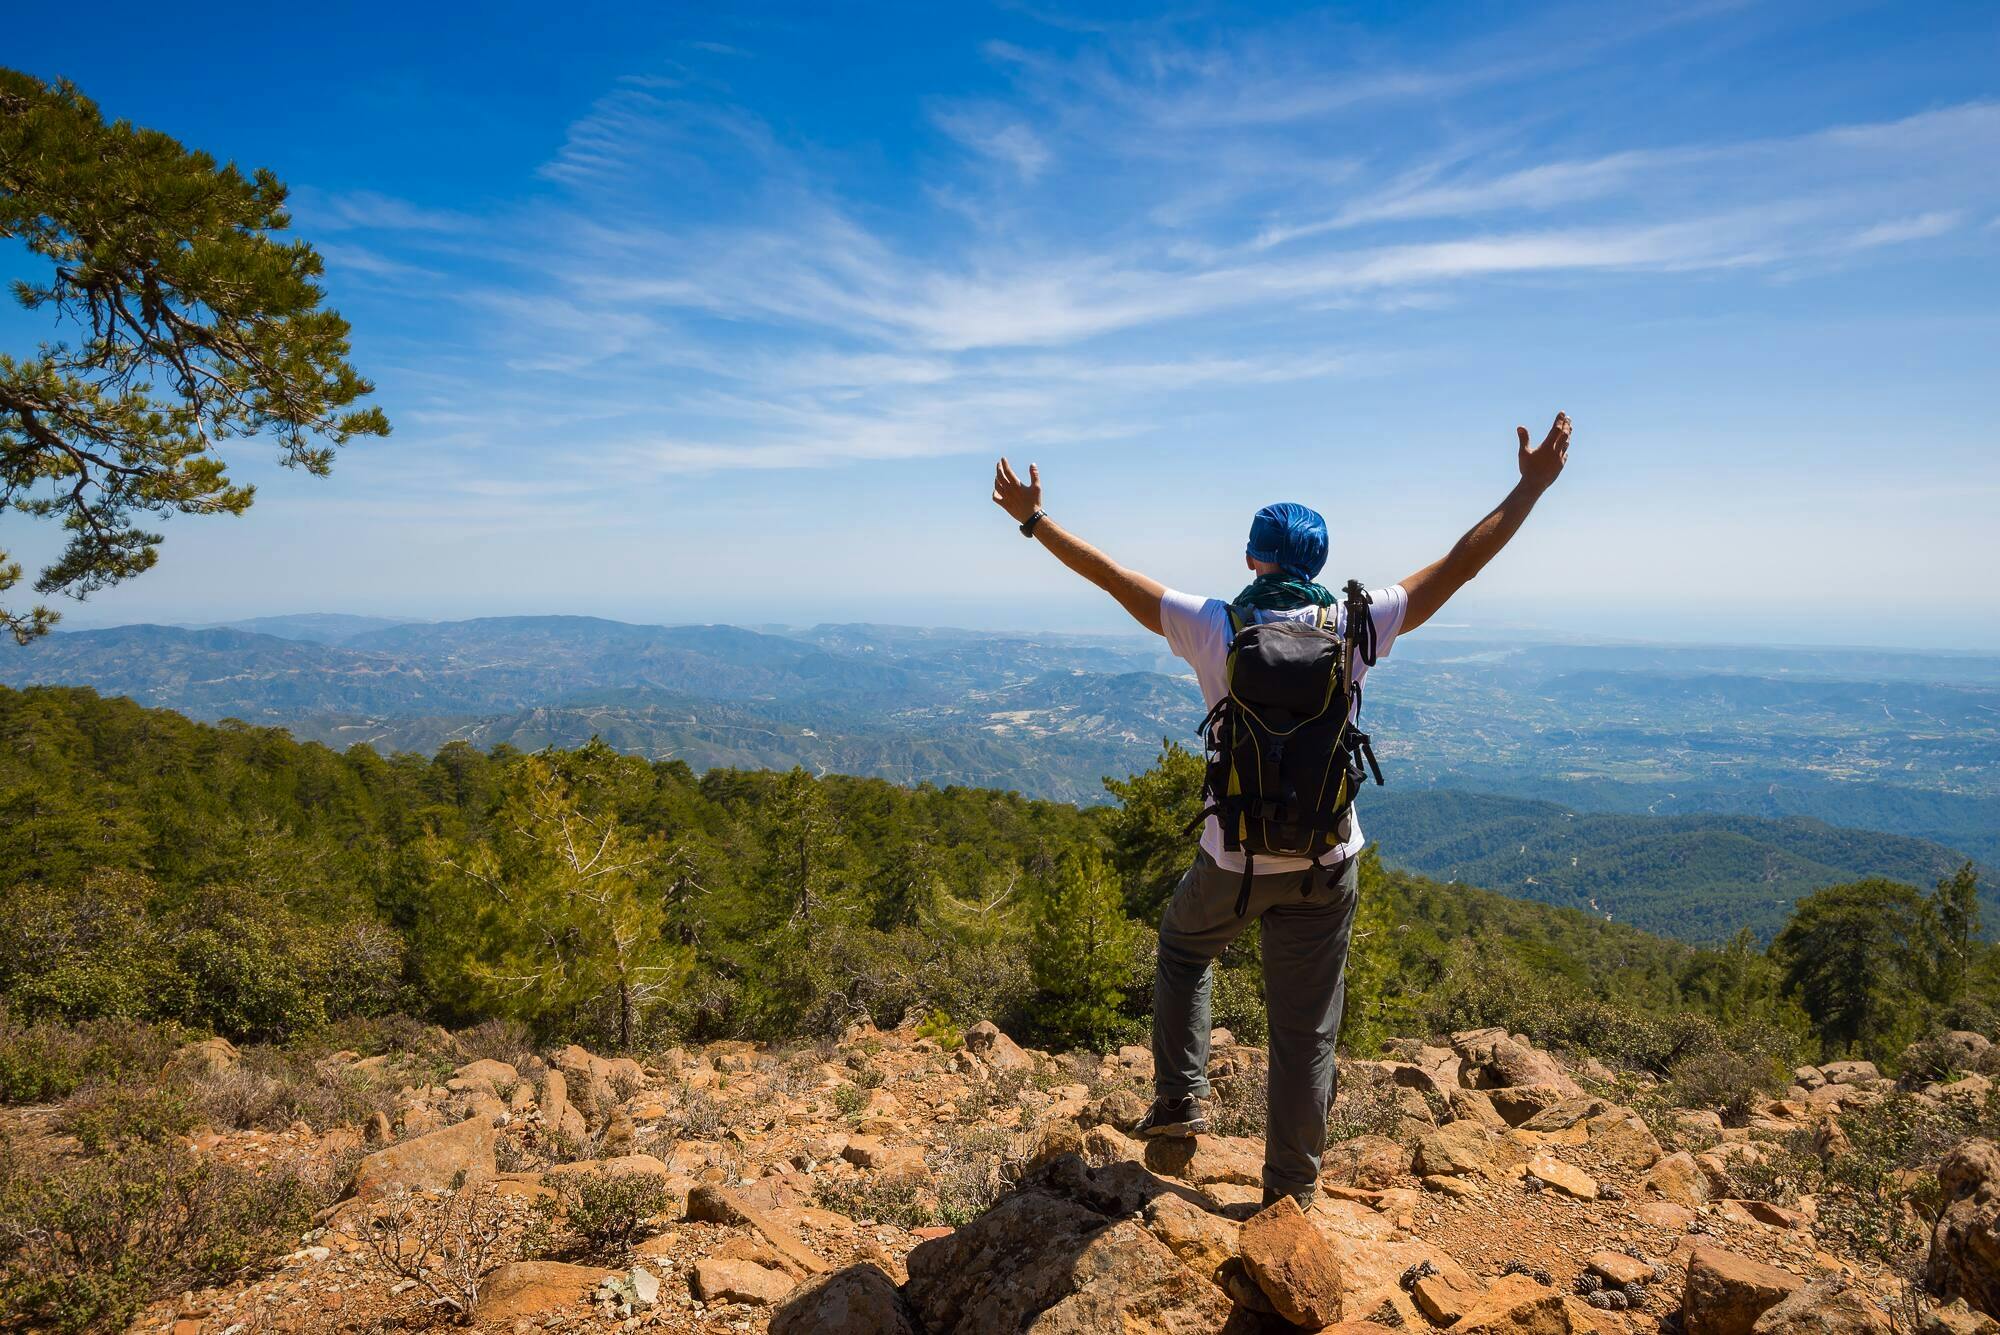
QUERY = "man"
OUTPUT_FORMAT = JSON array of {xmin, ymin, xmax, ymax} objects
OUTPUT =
[{"xmin": 990, "ymin": 412, "xmax": 1571, "ymax": 1208}]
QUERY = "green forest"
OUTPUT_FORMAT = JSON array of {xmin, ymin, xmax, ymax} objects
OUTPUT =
[{"xmin": 1, "ymin": 684, "xmax": 1992, "ymax": 1101}]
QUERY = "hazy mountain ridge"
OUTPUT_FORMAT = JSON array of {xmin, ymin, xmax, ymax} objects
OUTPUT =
[{"xmin": 6, "ymin": 612, "xmax": 1997, "ymax": 875}]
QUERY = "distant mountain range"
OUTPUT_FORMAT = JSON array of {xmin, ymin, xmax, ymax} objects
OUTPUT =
[{"xmin": 4, "ymin": 611, "xmax": 1994, "ymax": 941}]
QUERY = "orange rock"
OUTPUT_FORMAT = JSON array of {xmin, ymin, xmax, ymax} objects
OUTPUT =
[
  {"xmin": 1241, "ymin": 1196, "xmax": 1343, "ymax": 1330},
  {"xmin": 478, "ymin": 1260, "xmax": 612, "ymax": 1323}
]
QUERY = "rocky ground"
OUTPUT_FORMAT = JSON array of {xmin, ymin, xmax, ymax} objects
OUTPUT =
[{"xmin": 19, "ymin": 1020, "xmax": 2000, "ymax": 1335}]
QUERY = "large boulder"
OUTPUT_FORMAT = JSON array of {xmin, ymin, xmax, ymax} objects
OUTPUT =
[
  {"xmin": 450, "ymin": 1057, "xmax": 519, "ymax": 1093},
  {"xmin": 1684, "ymin": 1245, "xmax": 1806, "ymax": 1335},
  {"xmin": 539, "ymin": 1067, "xmax": 588, "ymax": 1144},
  {"xmin": 1450, "ymin": 1029, "xmax": 1581, "ymax": 1095},
  {"xmin": 1751, "ymin": 1280, "xmax": 1892, "ymax": 1335},
  {"xmin": 1141, "ymin": 1193, "xmax": 1240, "ymax": 1286},
  {"xmin": 904, "ymin": 1157, "xmax": 1234, "ymax": 1334},
  {"xmin": 1414, "ymin": 1121, "xmax": 1495, "ymax": 1178},
  {"xmin": 1143, "ymin": 1133, "xmax": 1265, "ymax": 1187},
  {"xmin": 1644, "ymin": 1150, "xmax": 1712, "ymax": 1207},
  {"xmin": 1926, "ymin": 1299, "xmax": 2000, "ymax": 1335},
  {"xmin": 771, "ymin": 1264, "xmax": 920, "ymax": 1335},
  {"xmin": 1240, "ymin": 1197, "xmax": 1342, "ymax": 1330},
  {"xmin": 347, "ymin": 1114, "xmax": 495, "ymax": 1200},
  {"xmin": 1820, "ymin": 1060, "xmax": 1882, "ymax": 1087},
  {"xmin": 1381, "ymin": 1041, "xmax": 1465, "ymax": 1095},
  {"xmin": 1524, "ymin": 1154, "xmax": 1597, "ymax": 1200},
  {"xmin": 1930, "ymin": 1138, "xmax": 2000, "ymax": 1317},
  {"xmin": 163, "ymin": 1036, "xmax": 241, "ymax": 1082},
  {"xmin": 965, "ymin": 1020, "xmax": 1035, "ymax": 1072}
]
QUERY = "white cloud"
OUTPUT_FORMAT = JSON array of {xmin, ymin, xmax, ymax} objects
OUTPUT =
[
  {"xmin": 342, "ymin": 19, "xmax": 1999, "ymax": 483},
  {"xmin": 1845, "ymin": 210, "xmax": 1965, "ymax": 250},
  {"xmin": 934, "ymin": 107, "xmax": 1052, "ymax": 181}
]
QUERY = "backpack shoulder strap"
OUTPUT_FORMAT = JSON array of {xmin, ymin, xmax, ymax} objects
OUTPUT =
[
  {"xmin": 1224, "ymin": 603, "xmax": 1249, "ymax": 643},
  {"xmin": 1341, "ymin": 579, "xmax": 1379, "ymax": 666}
]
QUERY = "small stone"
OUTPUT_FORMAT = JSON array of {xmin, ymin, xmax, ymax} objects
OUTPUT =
[{"xmin": 1524, "ymin": 1154, "xmax": 1597, "ymax": 1200}]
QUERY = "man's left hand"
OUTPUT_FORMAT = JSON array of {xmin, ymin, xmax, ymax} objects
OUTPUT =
[
  {"xmin": 992, "ymin": 457, "xmax": 1043, "ymax": 524},
  {"xmin": 1517, "ymin": 413, "xmax": 1571, "ymax": 493}
]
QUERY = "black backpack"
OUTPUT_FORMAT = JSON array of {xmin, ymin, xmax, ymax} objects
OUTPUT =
[{"xmin": 1190, "ymin": 579, "xmax": 1386, "ymax": 915}]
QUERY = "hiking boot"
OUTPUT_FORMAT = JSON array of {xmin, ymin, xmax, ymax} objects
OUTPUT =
[
  {"xmin": 1134, "ymin": 1095, "xmax": 1208, "ymax": 1139},
  {"xmin": 1262, "ymin": 1183, "xmax": 1319, "ymax": 1212}
]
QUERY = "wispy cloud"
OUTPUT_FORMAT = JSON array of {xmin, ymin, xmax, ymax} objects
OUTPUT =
[
  {"xmin": 1845, "ymin": 210, "xmax": 1966, "ymax": 250},
  {"xmin": 333, "ymin": 15, "xmax": 2000, "ymax": 486},
  {"xmin": 932, "ymin": 107, "xmax": 1052, "ymax": 182}
]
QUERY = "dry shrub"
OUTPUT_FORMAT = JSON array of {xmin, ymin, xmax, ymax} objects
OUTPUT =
[
  {"xmin": 1208, "ymin": 1067, "xmax": 1269, "ymax": 1138},
  {"xmin": 1325, "ymin": 1065, "xmax": 1408, "ymax": 1143},
  {"xmin": 187, "ymin": 1048, "xmax": 400, "ymax": 1133},
  {"xmin": 931, "ymin": 1124, "xmax": 1011, "ymax": 1226},
  {"xmin": 454, "ymin": 1018, "xmax": 538, "ymax": 1072},
  {"xmin": 362, "ymin": 1183, "xmax": 517, "ymax": 1324}
]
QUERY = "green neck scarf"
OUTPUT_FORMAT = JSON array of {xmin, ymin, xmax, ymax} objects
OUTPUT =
[{"xmin": 1233, "ymin": 573, "xmax": 1335, "ymax": 611}]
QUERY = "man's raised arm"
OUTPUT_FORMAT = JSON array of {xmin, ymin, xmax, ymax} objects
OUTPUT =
[
  {"xmin": 1399, "ymin": 413, "xmax": 1571, "ymax": 635},
  {"xmin": 992, "ymin": 458, "xmax": 1166, "ymax": 636}
]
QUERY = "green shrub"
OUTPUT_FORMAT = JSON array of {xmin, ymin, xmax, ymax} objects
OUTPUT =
[
  {"xmin": 0, "ymin": 877, "xmax": 404, "ymax": 1045},
  {"xmin": 914, "ymin": 1010, "xmax": 964, "ymax": 1052},
  {"xmin": 0, "ymin": 1139, "xmax": 345, "ymax": 1333},
  {"xmin": 832, "ymin": 1083, "xmax": 865, "ymax": 1119},
  {"xmin": 58, "ymin": 1084, "xmax": 197, "ymax": 1154},
  {"xmin": 1209, "ymin": 948, "xmax": 1270, "ymax": 1047},
  {"xmin": 531, "ymin": 1170, "xmax": 671, "ymax": 1256},
  {"xmin": 0, "ymin": 1012, "xmax": 181, "ymax": 1105}
]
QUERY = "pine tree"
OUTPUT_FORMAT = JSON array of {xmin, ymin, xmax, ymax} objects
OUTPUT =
[
  {"xmin": 1101, "ymin": 739, "xmax": 1204, "ymax": 919},
  {"xmin": 416, "ymin": 756, "xmax": 688, "ymax": 1048},
  {"xmin": 1773, "ymin": 879, "xmax": 1935, "ymax": 1058},
  {"xmin": 0, "ymin": 69, "xmax": 388, "ymax": 641},
  {"xmin": 1931, "ymin": 863, "xmax": 1982, "ymax": 1006},
  {"xmin": 1029, "ymin": 846, "xmax": 1140, "ymax": 1048}
]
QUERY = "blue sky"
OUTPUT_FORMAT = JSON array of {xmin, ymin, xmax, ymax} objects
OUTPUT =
[{"xmin": 6, "ymin": 1, "xmax": 1998, "ymax": 647}]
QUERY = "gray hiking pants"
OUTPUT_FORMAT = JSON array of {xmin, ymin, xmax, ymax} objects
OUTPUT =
[{"xmin": 1151, "ymin": 849, "xmax": 1359, "ymax": 1199}]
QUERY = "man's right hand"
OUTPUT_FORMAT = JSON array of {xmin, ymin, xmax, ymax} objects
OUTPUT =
[{"xmin": 992, "ymin": 457, "xmax": 1043, "ymax": 524}]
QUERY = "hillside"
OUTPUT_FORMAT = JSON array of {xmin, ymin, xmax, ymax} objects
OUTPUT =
[
  {"xmin": 1363, "ymin": 789, "xmax": 1984, "ymax": 943},
  {"xmin": 8, "ymin": 684, "xmax": 2000, "ymax": 1334}
]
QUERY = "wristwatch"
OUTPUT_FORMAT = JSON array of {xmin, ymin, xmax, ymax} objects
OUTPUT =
[{"xmin": 1019, "ymin": 509, "xmax": 1047, "ymax": 537}]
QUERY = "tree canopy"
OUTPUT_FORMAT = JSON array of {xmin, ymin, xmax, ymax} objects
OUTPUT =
[{"xmin": 0, "ymin": 69, "xmax": 387, "ymax": 641}]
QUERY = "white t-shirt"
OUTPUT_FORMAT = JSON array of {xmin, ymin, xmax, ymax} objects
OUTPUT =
[{"xmin": 1160, "ymin": 584, "xmax": 1408, "ymax": 874}]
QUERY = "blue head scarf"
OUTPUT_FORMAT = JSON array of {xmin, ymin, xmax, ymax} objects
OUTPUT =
[{"xmin": 1245, "ymin": 502, "xmax": 1328, "ymax": 581}]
